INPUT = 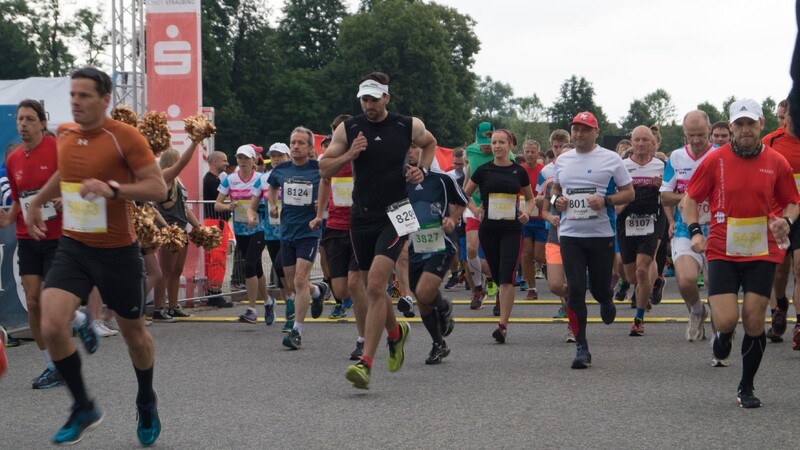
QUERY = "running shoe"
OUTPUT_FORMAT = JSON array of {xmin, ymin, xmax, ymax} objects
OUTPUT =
[
  {"xmin": 264, "ymin": 298, "xmax": 276, "ymax": 325},
  {"xmin": 152, "ymin": 309, "xmax": 177, "ymax": 323},
  {"xmin": 492, "ymin": 296, "xmax": 500, "ymax": 317},
  {"xmin": 565, "ymin": 328, "xmax": 576, "ymax": 343},
  {"xmin": 167, "ymin": 305, "xmax": 191, "ymax": 318},
  {"xmin": 74, "ymin": 313, "xmax": 99, "ymax": 354},
  {"xmin": 397, "ymin": 295, "xmax": 416, "ymax": 318},
  {"xmin": 492, "ymin": 326, "xmax": 507, "ymax": 343},
  {"xmin": 600, "ymin": 302, "xmax": 617, "ymax": 324},
  {"xmin": 311, "ymin": 282, "xmax": 328, "ymax": 319},
  {"xmin": 792, "ymin": 324, "xmax": 800, "ymax": 351},
  {"xmin": 136, "ymin": 392, "xmax": 161, "ymax": 446},
  {"xmin": 686, "ymin": 304, "xmax": 708, "ymax": 342},
  {"xmin": 486, "ymin": 280, "xmax": 498, "ymax": 297},
  {"xmin": 386, "ymin": 322, "xmax": 410, "ymax": 372},
  {"xmin": 438, "ymin": 299, "xmax": 455, "ymax": 337},
  {"xmin": 32, "ymin": 365, "xmax": 64, "ymax": 389},
  {"xmin": 736, "ymin": 385, "xmax": 761, "ymax": 408},
  {"xmin": 650, "ymin": 277, "xmax": 665, "ymax": 305},
  {"xmin": 518, "ymin": 280, "xmax": 529, "ymax": 291},
  {"xmin": 629, "ymin": 319, "xmax": 645, "ymax": 337},
  {"xmin": 350, "ymin": 341, "xmax": 364, "ymax": 361},
  {"xmin": 664, "ymin": 266, "xmax": 675, "ymax": 278},
  {"xmin": 388, "ymin": 281, "xmax": 401, "ymax": 298},
  {"xmin": 346, "ymin": 360, "xmax": 371, "ymax": 390},
  {"xmin": 52, "ymin": 402, "xmax": 104, "ymax": 445},
  {"xmin": 93, "ymin": 320, "xmax": 119, "ymax": 337},
  {"xmin": 238, "ymin": 308, "xmax": 258, "ymax": 324},
  {"xmin": 770, "ymin": 307, "xmax": 788, "ymax": 339},
  {"xmin": 470, "ymin": 287, "xmax": 486, "ymax": 310},
  {"xmin": 425, "ymin": 341, "xmax": 450, "ymax": 365},
  {"xmin": 282, "ymin": 320, "xmax": 295, "ymax": 334},
  {"xmin": 207, "ymin": 295, "xmax": 233, "ymax": 308},
  {"xmin": 282, "ymin": 329, "xmax": 302, "ymax": 350},
  {"xmin": 536, "ymin": 268, "xmax": 544, "ymax": 279},
  {"xmin": 342, "ymin": 297, "xmax": 353, "ymax": 310},
  {"xmin": 526, "ymin": 288, "xmax": 538, "ymax": 300},
  {"xmin": 444, "ymin": 273, "xmax": 460, "ymax": 290},
  {"xmin": 614, "ymin": 280, "xmax": 630, "ymax": 301},
  {"xmin": 712, "ymin": 330, "xmax": 734, "ymax": 361},
  {"xmin": 711, "ymin": 357, "xmax": 731, "ymax": 368},
  {"xmin": 329, "ymin": 304, "xmax": 347, "ymax": 319},
  {"xmin": 571, "ymin": 343, "xmax": 592, "ymax": 369},
  {"xmin": 286, "ymin": 298, "xmax": 295, "ymax": 320},
  {"xmin": 553, "ymin": 306, "xmax": 567, "ymax": 319},
  {"xmin": 697, "ymin": 272, "xmax": 705, "ymax": 287},
  {"xmin": 103, "ymin": 317, "xmax": 119, "ymax": 331}
]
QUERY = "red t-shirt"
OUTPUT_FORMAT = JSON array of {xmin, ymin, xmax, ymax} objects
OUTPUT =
[
  {"xmin": 325, "ymin": 162, "xmax": 353, "ymax": 231},
  {"xmin": 686, "ymin": 144, "xmax": 800, "ymax": 263},
  {"xmin": 5, "ymin": 136, "xmax": 62, "ymax": 240},
  {"xmin": 763, "ymin": 127, "xmax": 800, "ymax": 174},
  {"xmin": 521, "ymin": 162, "xmax": 544, "ymax": 219}
]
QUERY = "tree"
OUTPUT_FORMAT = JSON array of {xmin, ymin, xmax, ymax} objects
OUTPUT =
[
  {"xmin": 642, "ymin": 89, "xmax": 676, "ymax": 125},
  {"xmin": 696, "ymin": 101, "xmax": 724, "ymax": 125},
  {"xmin": 721, "ymin": 96, "xmax": 737, "ymax": 120},
  {"xmin": 620, "ymin": 99, "xmax": 653, "ymax": 134},
  {"xmin": 28, "ymin": 0, "xmax": 77, "ymax": 76},
  {"xmin": 762, "ymin": 96, "xmax": 779, "ymax": 136},
  {"xmin": 0, "ymin": 0, "xmax": 42, "ymax": 78},
  {"xmin": 277, "ymin": 0, "xmax": 348, "ymax": 70},
  {"xmin": 472, "ymin": 75, "xmax": 515, "ymax": 118},
  {"xmin": 549, "ymin": 75, "xmax": 609, "ymax": 135},
  {"xmin": 512, "ymin": 94, "xmax": 545, "ymax": 123},
  {"xmin": 72, "ymin": 5, "xmax": 109, "ymax": 67}
]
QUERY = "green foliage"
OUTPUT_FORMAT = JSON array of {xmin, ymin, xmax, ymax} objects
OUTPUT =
[
  {"xmin": 762, "ymin": 96, "xmax": 779, "ymax": 136},
  {"xmin": 473, "ymin": 76, "xmax": 515, "ymax": 118},
  {"xmin": 621, "ymin": 89, "xmax": 676, "ymax": 134},
  {"xmin": 277, "ymin": 0, "xmax": 348, "ymax": 70},
  {"xmin": 549, "ymin": 75, "xmax": 609, "ymax": 136},
  {"xmin": 28, "ymin": 0, "xmax": 76, "ymax": 76},
  {"xmin": 0, "ymin": 0, "xmax": 41, "ymax": 78},
  {"xmin": 696, "ymin": 101, "xmax": 724, "ymax": 125},
  {"xmin": 73, "ymin": 6, "xmax": 109, "ymax": 67}
]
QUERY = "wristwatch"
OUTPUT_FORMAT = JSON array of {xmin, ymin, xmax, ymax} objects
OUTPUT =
[
  {"xmin": 107, "ymin": 180, "xmax": 120, "ymax": 200},
  {"xmin": 550, "ymin": 194, "xmax": 561, "ymax": 205}
]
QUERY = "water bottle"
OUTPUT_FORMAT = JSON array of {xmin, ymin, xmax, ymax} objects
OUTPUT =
[{"xmin": 769, "ymin": 217, "xmax": 790, "ymax": 250}]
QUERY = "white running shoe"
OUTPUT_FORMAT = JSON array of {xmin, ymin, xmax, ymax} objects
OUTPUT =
[
  {"xmin": 103, "ymin": 317, "xmax": 119, "ymax": 331},
  {"xmin": 686, "ymin": 304, "xmax": 708, "ymax": 342},
  {"xmin": 93, "ymin": 320, "xmax": 119, "ymax": 337}
]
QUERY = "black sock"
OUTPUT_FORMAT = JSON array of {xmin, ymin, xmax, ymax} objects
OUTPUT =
[
  {"xmin": 740, "ymin": 333, "xmax": 766, "ymax": 388},
  {"xmin": 420, "ymin": 311, "xmax": 444, "ymax": 345},
  {"xmin": 53, "ymin": 351, "xmax": 91, "ymax": 409},
  {"xmin": 569, "ymin": 300, "xmax": 588, "ymax": 344},
  {"xmin": 134, "ymin": 365, "xmax": 155, "ymax": 405},
  {"xmin": 776, "ymin": 297, "xmax": 789, "ymax": 311}
]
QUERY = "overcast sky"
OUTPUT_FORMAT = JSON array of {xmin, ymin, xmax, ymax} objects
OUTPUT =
[{"xmin": 78, "ymin": 0, "xmax": 796, "ymax": 123}]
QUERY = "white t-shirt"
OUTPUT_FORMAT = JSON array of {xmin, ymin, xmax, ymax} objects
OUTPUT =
[
  {"xmin": 660, "ymin": 144, "xmax": 716, "ymax": 238},
  {"xmin": 554, "ymin": 146, "xmax": 633, "ymax": 238}
]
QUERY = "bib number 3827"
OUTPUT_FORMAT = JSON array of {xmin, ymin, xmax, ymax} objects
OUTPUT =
[{"xmin": 387, "ymin": 199, "xmax": 420, "ymax": 237}]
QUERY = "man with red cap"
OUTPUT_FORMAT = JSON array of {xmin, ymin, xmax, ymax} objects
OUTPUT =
[{"xmin": 546, "ymin": 111, "xmax": 634, "ymax": 369}]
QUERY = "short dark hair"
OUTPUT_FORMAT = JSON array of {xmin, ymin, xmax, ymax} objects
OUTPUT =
[
  {"xmin": 711, "ymin": 121, "xmax": 730, "ymax": 132},
  {"xmin": 16, "ymin": 99, "xmax": 47, "ymax": 122},
  {"xmin": 71, "ymin": 66, "xmax": 112, "ymax": 97},
  {"xmin": 330, "ymin": 114, "xmax": 352, "ymax": 131},
  {"xmin": 359, "ymin": 72, "xmax": 390, "ymax": 85},
  {"xmin": 452, "ymin": 148, "xmax": 464, "ymax": 158}
]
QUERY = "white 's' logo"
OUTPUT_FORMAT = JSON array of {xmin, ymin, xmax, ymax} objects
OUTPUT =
[{"xmin": 154, "ymin": 25, "xmax": 191, "ymax": 75}]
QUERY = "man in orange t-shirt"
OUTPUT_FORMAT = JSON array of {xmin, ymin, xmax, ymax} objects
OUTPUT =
[{"xmin": 25, "ymin": 67, "xmax": 167, "ymax": 446}]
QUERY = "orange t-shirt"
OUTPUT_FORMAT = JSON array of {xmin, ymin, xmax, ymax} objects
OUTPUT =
[
  {"xmin": 57, "ymin": 118, "xmax": 156, "ymax": 248},
  {"xmin": 763, "ymin": 127, "xmax": 800, "ymax": 174}
]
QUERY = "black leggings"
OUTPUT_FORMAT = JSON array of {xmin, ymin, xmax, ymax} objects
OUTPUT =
[
  {"xmin": 559, "ymin": 236, "xmax": 615, "ymax": 342},
  {"xmin": 235, "ymin": 232, "xmax": 266, "ymax": 279},
  {"xmin": 265, "ymin": 239, "xmax": 285, "ymax": 281},
  {"xmin": 479, "ymin": 224, "xmax": 522, "ymax": 285}
]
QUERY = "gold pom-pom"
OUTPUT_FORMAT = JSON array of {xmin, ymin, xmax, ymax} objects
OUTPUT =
[
  {"xmin": 134, "ymin": 204, "xmax": 164, "ymax": 252},
  {"xmin": 184, "ymin": 114, "xmax": 216, "ymax": 143},
  {"xmin": 188, "ymin": 225, "xmax": 222, "ymax": 251},
  {"xmin": 111, "ymin": 104, "xmax": 139, "ymax": 127},
  {"xmin": 138, "ymin": 111, "xmax": 171, "ymax": 156},
  {"xmin": 161, "ymin": 224, "xmax": 188, "ymax": 253}
]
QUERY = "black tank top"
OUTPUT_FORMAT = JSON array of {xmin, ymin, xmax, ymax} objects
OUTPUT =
[{"xmin": 345, "ymin": 112, "xmax": 413, "ymax": 219}]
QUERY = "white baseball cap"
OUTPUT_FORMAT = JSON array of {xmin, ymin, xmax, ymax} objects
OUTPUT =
[
  {"xmin": 235, "ymin": 145, "xmax": 257, "ymax": 159},
  {"xmin": 356, "ymin": 80, "xmax": 389, "ymax": 99},
  {"xmin": 268, "ymin": 143, "xmax": 290, "ymax": 155},
  {"xmin": 729, "ymin": 98, "xmax": 763, "ymax": 123}
]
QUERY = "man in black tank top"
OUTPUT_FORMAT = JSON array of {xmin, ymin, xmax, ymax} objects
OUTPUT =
[{"xmin": 319, "ymin": 72, "xmax": 438, "ymax": 390}]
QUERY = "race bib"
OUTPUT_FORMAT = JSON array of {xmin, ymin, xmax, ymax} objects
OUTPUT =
[
  {"xmin": 726, "ymin": 216, "xmax": 768, "ymax": 257},
  {"xmin": 387, "ymin": 198, "xmax": 420, "ymax": 237},
  {"xmin": 565, "ymin": 188, "xmax": 598, "ymax": 220},
  {"xmin": 625, "ymin": 214, "xmax": 655, "ymax": 236},
  {"xmin": 233, "ymin": 200, "xmax": 250, "ymax": 223},
  {"xmin": 698, "ymin": 201, "xmax": 711, "ymax": 225},
  {"xmin": 269, "ymin": 200, "xmax": 281, "ymax": 226},
  {"xmin": 284, "ymin": 180, "xmax": 313, "ymax": 206},
  {"xmin": 61, "ymin": 182, "xmax": 107, "ymax": 233},
  {"xmin": 331, "ymin": 177, "xmax": 353, "ymax": 207},
  {"xmin": 18, "ymin": 189, "xmax": 57, "ymax": 222},
  {"xmin": 518, "ymin": 195, "xmax": 539, "ymax": 217},
  {"xmin": 411, "ymin": 221, "xmax": 445, "ymax": 253},
  {"xmin": 487, "ymin": 193, "xmax": 516, "ymax": 220}
]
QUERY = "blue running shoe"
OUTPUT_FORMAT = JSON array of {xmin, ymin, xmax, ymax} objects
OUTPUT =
[
  {"xmin": 74, "ymin": 312, "xmax": 99, "ymax": 354},
  {"xmin": 342, "ymin": 297, "xmax": 353, "ymax": 310},
  {"xmin": 52, "ymin": 402, "xmax": 104, "ymax": 445},
  {"xmin": 264, "ymin": 298, "xmax": 276, "ymax": 325},
  {"xmin": 32, "ymin": 365, "xmax": 64, "ymax": 389},
  {"xmin": 136, "ymin": 392, "xmax": 161, "ymax": 446}
]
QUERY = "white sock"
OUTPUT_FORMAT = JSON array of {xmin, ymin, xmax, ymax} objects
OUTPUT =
[
  {"xmin": 72, "ymin": 310, "xmax": 87, "ymax": 329},
  {"xmin": 357, "ymin": 336, "xmax": 365, "ymax": 343},
  {"xmin": 468, "ymin": 257, "xmax": 483, "ymax": 286},
  {"xmin": 311, "ymin": 284, "xmax": 321, "ymax": 300},
  {"xmin": 267, "ymin": 297, "xmax": 275, "ymax": 306},
  {"xmin": 293, "ymin": 322, "xmax": 303, "ymax": 334},
  {"xmin": 42, "ymin": 349, "xmax": 52, "ymax": 366},
  {"xmin": 691, "ymin": 301, "xmax": 704, "ymax": 315}
]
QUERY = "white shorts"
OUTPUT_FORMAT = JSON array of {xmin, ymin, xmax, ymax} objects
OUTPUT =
[{"xmin": 671, "ymin": 237, "xmax": 706, "ymax": 270}]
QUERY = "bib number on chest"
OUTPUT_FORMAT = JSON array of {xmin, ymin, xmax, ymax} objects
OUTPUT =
[
  {"xmin": 487, "ymin": 193, "xmax": 517, "ymax": 220},
  {"xmin": 331, "ymin": 177, "xmax": 353, "ymax": 207},
  {"xmin": 233, "ymin": 200, "xmax": 250, "ymax": 223},
  {"xmin": 387, "ymin": 199, "xmax": 420, "ymax": 237},
  {"xmin": 726, "ymin": 216, "xmax": 768, "ymax": 257},
  {"xmin": 625, "ymin": 214, "xmax": 655, "ymax": 236},
  {"xmin": 411, "ymin": 221, "xmax": 446, "ymax": 253},
  {"xmin": 284, "ymin": 180, "xmax": 313, "ymax": 206},
  {"xmin": 698, "ymin": 201, "xmax": 711, "ymax": 225},
  {"xmin": 565, "ymin": 189, "xmax": 598, "ymax": 220},
  {"xmin": 61, "ymin": 182, "xmax": 107, "ymax": 233},
  {"xmin": 19, "ymin": 189, "xmax": 58, "ymax": 222},
  {"xmin": 518, "ymin": 195, "xmax": 538, "ymax": 217}
]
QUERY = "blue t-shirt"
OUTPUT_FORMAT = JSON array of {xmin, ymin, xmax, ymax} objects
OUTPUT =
[
  {"xmin": 267, "ymin": 160, "xmax": 321, "ymax": 241},
  {"xmin": 406, "ymin": 170, "xmax": 467, "ymax": 263}
]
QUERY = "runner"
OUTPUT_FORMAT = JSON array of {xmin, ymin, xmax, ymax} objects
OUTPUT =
[
  {"xmin": 519, "ymin": 140, "xmax": 547, "ymax": 301},
  {"xmin": 464, "ymin": 129, "xmax": 535, "ymax": 342},
  {"xmin": 711, "ymin": 121, "xmax": 731, "ymax": 148},
  {"xmin": 683, "ymin": 98, "xmax": 799, "ymax": 408},
  {"xmin": 550, "ymin": 111, "xmax": 634, "ymax": 369},
  {"xmin": 444, "ymin": 147, "xmax": 468, "ymax": 290},
  {"xmin": 25, "ymin": 67, "xmax": 165, "ymax": 445},
  {"xmin": 406, "ymin": 144, "xmax": 466, "ymax": 362},
  {"xmin": 319, "ymin": 72, "xmax": 436, "ymax": 390}
]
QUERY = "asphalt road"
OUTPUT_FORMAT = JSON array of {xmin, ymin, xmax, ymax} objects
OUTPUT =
[{"xmin": 2, "ymin": 278, "xmax": 799, "ymax": 448}]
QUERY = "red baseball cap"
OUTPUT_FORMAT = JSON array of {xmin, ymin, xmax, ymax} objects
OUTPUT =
[{"xmin": 570, "ymin": 111, "xmax": 599, "ymax": 129}]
